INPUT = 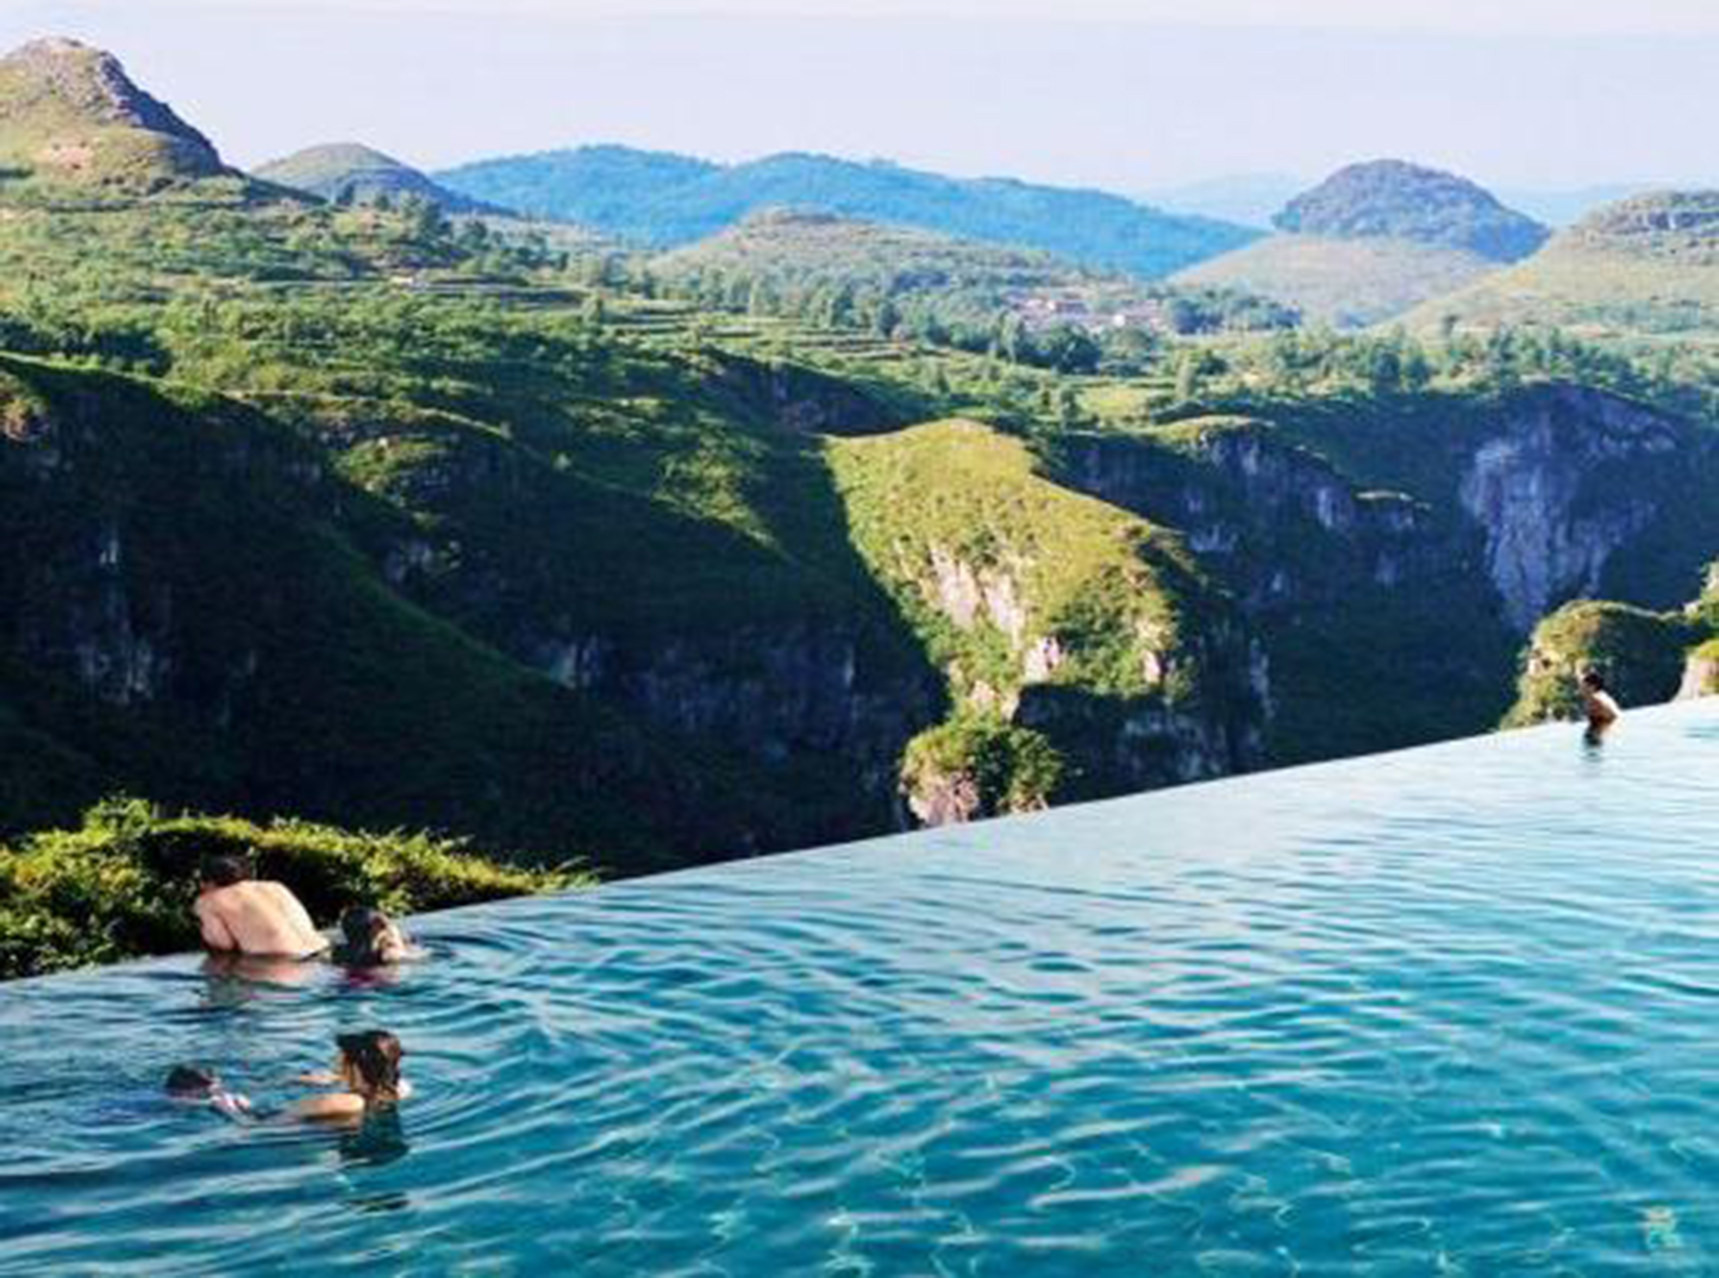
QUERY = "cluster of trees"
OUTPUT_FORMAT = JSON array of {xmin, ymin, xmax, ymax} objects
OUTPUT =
[
  {"xmin": 1207, "ymin": 324, "xmax": 1718, "ymax": 421},
  {"xmin": 651, "ymin": 259, "xmax": 1295, "ymax": 375}
]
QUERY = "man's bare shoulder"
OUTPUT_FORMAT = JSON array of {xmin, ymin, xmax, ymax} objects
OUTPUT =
[
  {"xmin": 193, "ymin": 891, "xmax": 225, "ymax": 916},
  {"xmin": 258, "ymin": 880, "xmax": 313, "ymax": 908}
]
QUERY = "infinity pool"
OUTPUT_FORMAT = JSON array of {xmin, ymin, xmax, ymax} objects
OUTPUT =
[{"xmin": 2, "ymin": 701, "xmax": 1715, "ymax": 1275}]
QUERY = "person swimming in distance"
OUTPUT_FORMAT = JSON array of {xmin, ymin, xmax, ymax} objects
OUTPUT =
[
  {"xmin": 329, "ymin": 906, "xmax": 423, "ymax": 969},
  {"xmin": 287, "ymin": 1031, "xmax": 412, "ymax": 1123},
  {"xmin": 1579, "ymin": 668, "xmax": 1622, "ymax": 743},
  {"xmin": 164, "ymin": 1064, "xmax": 253, "ymax": 1119},
  {"xmin": 194, "ymin": 852, "xmax": 329, "ymax": 960}
]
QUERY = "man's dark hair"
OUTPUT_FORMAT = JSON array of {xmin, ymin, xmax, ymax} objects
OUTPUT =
[
  {"xmin": 1581, "ymin": 669, "xmax": 1608, "ymax": 692},
  {"xmin": 199, "ymin": 853, "xmax": 248, "ymax": 888},
  {"xmin": 165, "ymin": 1064, "xmax": 217, "ymax": 1096}
]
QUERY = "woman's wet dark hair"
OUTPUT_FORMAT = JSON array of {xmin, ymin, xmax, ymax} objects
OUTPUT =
[
  {"xmin": 336, "ymin": 906, "xmax": 391, "ymax": 967},
  {"xmin": 1581, "ymin": 669, "xmax": 1608, "ymax": 692},
  {"xmin": 165, "ymin": 1064, "xmax": 217, "ymax": 1096},
  {"xmin": 337, "ymin": 1031, "xmax": 404, "ymax": 1103}
]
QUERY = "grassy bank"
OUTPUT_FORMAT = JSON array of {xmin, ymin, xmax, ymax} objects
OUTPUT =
[{"xmin": 0, "ymin": 797, "xmax": 589, "ymax": 980}]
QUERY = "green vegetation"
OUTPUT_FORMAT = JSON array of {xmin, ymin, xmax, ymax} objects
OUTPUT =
[
  {"xmin": 0, "ymin": 797, "xmax": 584, "ymax": 980},
  {"xmin": 900, "ymin": 714, "xmax": 1065, "ymax": 819},
  {"xmin": 1178, "ymin": 161, "xmax": 1552, "ymax": 327},
  {"xmin": 1176, "ymin": 234, "xmax": 1499, "ymax": 329},
  {"xmin": 435, "ymin": 145, "xmax": 1261, "ymax": 276},
  {"xmin": 1505, "ymin": 601, "xmax": 1702, "ymax": 725},
  {"xmin": 829, "ymin": 420, "xmax": 1259, "ymax": 798},
  {"xmin": 1271, "ymin": 160, "xmax": 1548, "ymax": 262},
  {"xmin": 0, "ymin": 37, "xmax": 226, "ymax": 196},
  {"xmin": 1411, "ymin": 192, "xmax": 1719, "ymax": 345},
  {"xmin": 254, "ymin": 141, "xmax": 508, "ymax": 214},
  {"xmin": 652, "ymin": 208, "xmax": 1295, "ymax": 369}
]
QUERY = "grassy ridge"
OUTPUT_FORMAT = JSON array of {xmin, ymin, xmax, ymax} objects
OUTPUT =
[{"xmin": 829, "ymin": 420, "xmax": 1259, "ymax": 800}]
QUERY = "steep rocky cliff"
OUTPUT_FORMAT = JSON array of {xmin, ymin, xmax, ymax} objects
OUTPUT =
[
  {"xmin": 1049, "ymin": 385, "xmax": 1716, "ymax": 761},
  {"xmin": 1456, "ymin": 386, "xmax": 1688, "ymax": 629}
]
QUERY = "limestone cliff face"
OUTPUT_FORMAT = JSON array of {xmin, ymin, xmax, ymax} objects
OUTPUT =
[
  {"xmin": 1, "ymin": 377, "xmax": 309, "ymax": 718},
  {"xmin": 1056, "ymin": 386, "xmax": 1715, "ymax": 759},
  {"xmin": 1457, "ymin": 386, "xmax": 1681, "ymax": 631},
  {"xmin": 911, "ymin": 539, "xmax": 1266, "ymax": 791},
  {"xmin": 829, "ymin": 421, "xmax": 1270, "ymax": 820},
  {"xmin": 529, "ymin": 621, "xmax": 936, "ymax": 806},
  {"xmin": 1065, "ymin": 423, "xmax": 1442, "ymax": 615}
]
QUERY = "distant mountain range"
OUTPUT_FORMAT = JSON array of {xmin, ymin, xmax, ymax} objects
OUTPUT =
[{"xmin": 435, "ymin": 145, "xmax": 1261, "ymax": 279}]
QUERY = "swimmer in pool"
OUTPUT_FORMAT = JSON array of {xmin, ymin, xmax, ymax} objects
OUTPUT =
[
  {"xmin": 1579, "ymin": 668, "xmax": 1622, "ymax": 743},
  {"xmin": 164, "ymin": 1064, "xmax": 253, "ymax": 1119},
  {"xmin": 287, "ymin": 1031, "xmax": 412, "ymax": 1123},
  {"xmin": 329, "ymin": 906, "xmax": 424, "ymax": 969},
  {"xmin": 194, "ymin": 853, "xmax": 328, "ymax": 960}
]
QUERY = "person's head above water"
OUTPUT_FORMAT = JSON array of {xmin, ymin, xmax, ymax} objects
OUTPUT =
[
  {"xmin": 340, "ymin": 905, "xmax": 387, "ymax": 949},
  {"xmin": 336, "ymin": 905, "xmax": 409, "ymax": 967},
  {"xmin": 334, "ymin": 1031, "xmax": 405, "ymax": 1103},
  {"xmin": 165, "ymin": 1064, "xmax": 218, "ymax": 1097},
  {"xmin": 1581, "ymin": 669, "xmax": 1609, "ymax": 693},
  {"xmin": 198, "ymin": 853, "xmax": 249, "ymax": 890}
]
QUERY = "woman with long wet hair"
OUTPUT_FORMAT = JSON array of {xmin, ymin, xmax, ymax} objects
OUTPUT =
[{"xmin": 288, "ymin": 1031, "xmax": 413, "ymax": 1123}]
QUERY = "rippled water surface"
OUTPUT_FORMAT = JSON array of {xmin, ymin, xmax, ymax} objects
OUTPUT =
[{"xmin": 3, "ymin": 703, "xmax": 1717, "ymax": 1275}]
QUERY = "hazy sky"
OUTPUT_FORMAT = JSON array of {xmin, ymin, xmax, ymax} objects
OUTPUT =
[{"xmin": 2, "ymin": 1, "xmax": 1714, "ymax": 191}]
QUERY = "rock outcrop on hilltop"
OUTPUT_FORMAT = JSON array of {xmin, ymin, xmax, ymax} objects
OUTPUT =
[
  {"xmin": 1273, "ymin": 159, "xmax": 1550, "ymax": 263},
  {"xmin": 1566, "ymin": 190, "xmax": 1719, "ymax": 262},
  {"xmin": 0, "ymin": 37, "xmax": 226, "ymax": 184}
]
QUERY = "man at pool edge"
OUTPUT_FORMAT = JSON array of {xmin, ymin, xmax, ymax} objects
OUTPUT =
[
  {"xmin": 1579, "ymin": 668, "xmax": 1621, "ymax": 743},
  {"xmin": 194, "ymin": 853, "xmax": 329, "ymax": 959}
]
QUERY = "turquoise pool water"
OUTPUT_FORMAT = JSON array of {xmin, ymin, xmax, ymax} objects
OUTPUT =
[{"xmin": 2, "ymin": 702, "xmax": 1716, "ymax": 1275}]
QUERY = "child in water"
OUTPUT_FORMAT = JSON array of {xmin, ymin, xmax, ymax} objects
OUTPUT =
[
  {"xmin": 164, "ymin": 1064, "xmax": 253, "ymax": 1119},
  {"xmin": 288, "ymin": 1031, "xmax": 412, "ymax": 1123}
]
